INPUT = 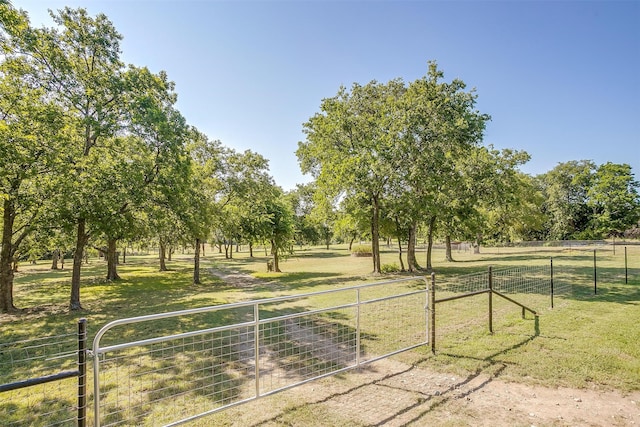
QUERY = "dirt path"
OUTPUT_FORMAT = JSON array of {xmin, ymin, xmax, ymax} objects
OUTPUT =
[
  {"xmin": 208, "ymin": 268, "xmax": 640, "ymax": 426},
  {"xmin": 216, "ymin": 357, "xmax": 639, "ymax": 426},
  {"xmin": 209, "ymin": 267, "xmax": 273, "ymax": 290}
]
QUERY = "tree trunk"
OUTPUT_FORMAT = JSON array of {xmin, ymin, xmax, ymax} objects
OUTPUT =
[
  {"xmin": 271, "ymin": 239, "xmax": 281, "ymax": 272},
  {"xmin": 70, "ymin": 219, "xmax": 89, "ymax": 310},
  {"xmin": 122, "ymin": 246, "xmax": 126, "ymax": 264},
  {"xmin": 474, "ymin": 233, "xmax": 481, "ymax": 254},
  {"xmin": 0, "ymin": 198, "xmax": 17, "ymax": 313},
  {"xmin": 202, "ymin": 242, "xmax": 205, "ymax": 257},
  {"xmin": 193, "ymin": 238, "xmax": 201, "ymax": 284},
  {"xmin": 371, "ymin": 195, "xmax": 382, "ymax": 274},
  {"xmin": 349, "ymin": 236, "xmax": 355, "ymax": 251},
  {"xmin": 426, "ymin": 215, "xmax": 436, "ymax": 271},
  {"xmin": 168, "ymin": 246, "xmax": 173, "ymax": 261},
  {"xmin": 445, "ymin": 235, "xmax": 454, "ymax": 262},
  {"xmin": 159, "ymin": 239, "xmax": 167, "ymax": 271},
  {"xmin": 249, "ymin": 241, "xmax": 254, "ymax": 257},
  {"xmin": 407, "ymin": 222, "xmax": 422, "ymax": 272},
  {"xmin": 51, "ymin": 249, "xmax": 60, "ymax": 270},
  {"xmin": 106, "ymin": 238, "xmax": 121, "ymax": 281},
  {"xmin": 397, "ymin": 237, "xmax": 405, "ymax": 272}
]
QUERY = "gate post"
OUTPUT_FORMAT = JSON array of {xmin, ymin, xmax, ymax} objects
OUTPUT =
[
  {"xmin": 593, "ymin": 249, "xmax": 597, "ymax": 295},
  {"xmin": 625, "ymin": 246, "xmax": 628, "ymax": 284},
  {"xmin": 78, "ymin": 318, "xmax": 87, "ymax": 427},
  {"xmin": 488, "ymin": 266, "xmax": 493, "ymax": 334},
  {"xmin": 430, "ymin": 272, "xmax": 436, "ymax": 354},
  {"xmin": 550, "ymin": 257, "xmax": 554, "ymax": 309}
]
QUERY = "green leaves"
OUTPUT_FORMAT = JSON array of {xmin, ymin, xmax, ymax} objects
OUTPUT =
[
  {"xmin": 539, "ymin": 161, "xmax": 640, "ymax": 239},
  {"xmin": 298, "ymin": 61, "xmax": 492, "ymax": 270},
  {"xmin": 587, "ymin": 162, "xmax": 640, "ymax": 237}
]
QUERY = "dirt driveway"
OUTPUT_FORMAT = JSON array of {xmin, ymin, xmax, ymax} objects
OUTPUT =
[{"xmin": 212, "ymin": 356, "xmax": 639, "ymax": 426}]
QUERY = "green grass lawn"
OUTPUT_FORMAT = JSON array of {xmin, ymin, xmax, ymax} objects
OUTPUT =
[{"xmin": 1, "ymin": 242, "xmax": 639, "ymax": 425}]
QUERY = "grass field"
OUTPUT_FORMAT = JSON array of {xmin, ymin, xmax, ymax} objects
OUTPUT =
[{"xmin": 1, "ymin": 242, "xmax": 639, "ymax": 426}]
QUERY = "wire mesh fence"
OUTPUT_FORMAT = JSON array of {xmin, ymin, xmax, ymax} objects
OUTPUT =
[
  {"xmin": 0, "ymin": 329, "xmax": 82, "ymax": 427},
  {"xmin": 434, "ymin": 270, "xmax": 489, "ymax": 296},
  {"xmin": 434, "ymin": 261, "xmax": 571, "ymax": 312},
  {"xmin": 429, "ymin": 261, "xmax": 572, "ymax": 353},
  {"xmin": 92, "ymin": 277, "xmax": 428, "ymax": 426}
]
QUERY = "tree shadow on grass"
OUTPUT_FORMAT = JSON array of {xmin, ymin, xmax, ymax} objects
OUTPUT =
[{"xmin": 247, "ymin": 326, "xmax": 540, "ymax": 427}]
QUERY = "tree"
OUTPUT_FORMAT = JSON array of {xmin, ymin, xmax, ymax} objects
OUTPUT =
[
  {"xmin": 216, "ymin": 149, "xmax": 275, "ymax": 258},
  {"xmin": 184, "ymin": 129, "xmax": 223, "ymax": 285},
  {"xmin": 333, "ymin": 206, "xmax": 363, "ymax": 251},
  {"xmin": 0, "ymin": 5, "xmax": 67, "ymax": 312},
  {"xmin": 540, "ymin": 160, "xmax": 595, "ymax": 240},
  {"xmin": 286, "ymin": 183, "xmax": 321, "ymax": 247},
  {"xmin": 393, "ymin": 62, "xmax": 490, "ymax": 269},
  {"xmin": 298, "ymin": 79, "xmax": 404, "ymax": 273},
  {"xmin": 7, "ymin": 8, "xmax": 190, "ymax": 307},
  {"xmin": 8, "ymin": 7, "xmax": 131, "ymax": 309},
  {"xmin": 587, "ymin": 163, "xmax": 640, "ymax": 238},
  {"xmin": 261, "ymin": 192, "xmax": 295, "ymax": 272},
  {"xmin": 443, "ymin": 147, "xmax": 538, "ymax": 254},
  {"xmin": 94, "ymin": 66, "xmax": 189, "ymax": 280}
]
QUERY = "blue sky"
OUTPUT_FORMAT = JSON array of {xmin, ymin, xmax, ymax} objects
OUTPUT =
[{"xmin": 18, "ymin": 0, "xmax": 640, "ymax": 190}]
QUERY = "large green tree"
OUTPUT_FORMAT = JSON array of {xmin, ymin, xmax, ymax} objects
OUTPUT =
[
  {"xmin": 587, "ymin": 162, "xmax": 640, "ymax": 238},
  {"xmin": 9, "ymin": 7, "xmax": 131, "ymax": 309},
  {"xmin": 540, "ymin": 160, "xmax": 595, "ymax": 240},
  {"xmin": 0, "ymin": 15, "xmax": 67, "ymax": 311},
  {"xmin": 96, "ymin": 67, "xmax": 189, "ymax": 281},
  {"xmin": 7, "ymin": 8, "xmax": 190, "ymax": 308},
  {"xmin": 392, "ymin": 62, "xmax": 490, "ymax": 269},
  {"xmin": 298, "ymin": 79, "xmax": 404, "ymax": 273}
]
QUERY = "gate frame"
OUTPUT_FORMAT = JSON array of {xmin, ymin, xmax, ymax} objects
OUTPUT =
[{"xmin": 91, "ymin": 276, "xmax": 429, "ymax": 427}]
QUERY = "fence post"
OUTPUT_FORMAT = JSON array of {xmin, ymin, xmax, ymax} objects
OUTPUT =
[
  {"xmin": 78, "ymin": 318, "xmax": 87, "ymax": 427},
  {"xmin": 356, "ymin": 288, "xmax": 361, "ymax": 366},
  {"xmin": 550, "ymin": 257, "xmax": 554, "ymax": 309},
  {"xmin": 254, "ymin": 303, "xmax": 260, "ymax": 398},
  {"xmin": 430, "ymin": 272, "xmax": 436, "ymax": 354},
  {"xmin": 488, "ymin": 266, "xmax": 493, "ymax": 334},
  {"xmin": 593, "ymin": 249, "xmax": 597, "ymax": 295},
  {"xmin": 625, "ymin": 246, "xmax": 628, "ymax": 284}
]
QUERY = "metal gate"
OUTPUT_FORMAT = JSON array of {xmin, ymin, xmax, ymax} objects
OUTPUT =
[{"xmin": 91, "ymin": 277, "xmax": 428, "ymax": 426}]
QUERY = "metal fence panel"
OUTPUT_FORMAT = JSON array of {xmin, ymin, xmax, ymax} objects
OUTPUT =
[
  {"xmin": 0, "ymin": 323, "xmax": 85, "ymax": 427},
  {"xmin": 92, "ymin": 277, "xmax": 428, "ymax": 426}
]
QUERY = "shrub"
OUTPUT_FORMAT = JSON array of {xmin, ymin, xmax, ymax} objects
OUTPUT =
[
  {"xmin": 380, "ymin": 263, "xmax": 400, "ymax": 273},
  {"xmin": 350, "ymin": 245, "xmax": 372, "ymax": 257}
]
